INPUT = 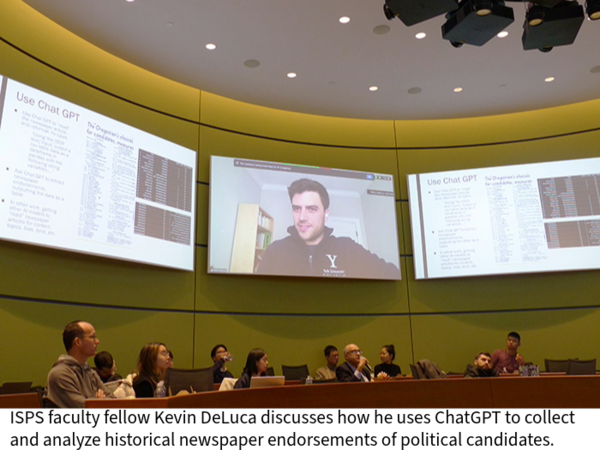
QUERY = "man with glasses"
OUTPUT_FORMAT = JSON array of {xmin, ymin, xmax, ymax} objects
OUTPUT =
[
  {"xmin": 336, "ymin": 343, "xmax": 372, "ymax": 382},
  {"xmin": 44, "ymin": 321, "xmax": 112, "ymax": 407}
]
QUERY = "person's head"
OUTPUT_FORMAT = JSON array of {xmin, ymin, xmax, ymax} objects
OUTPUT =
[
  {"xmin": 324, "ymin": 345, "xmax": 339, "ymax": 367},
  {"xmin": 473, "ymin": 352, "xmax": 492, "ymax": 370},
  {"xmin": 506, "ymin": 332, "xmax": 521, "ymax": 351},
  {"xmin": 167, "ymin": 350, "xmax": 174, "ymax": 368},
  {"xmin": 243, "ymin": 348, "xmax": 268, "ymax": 376},
  {"xmin": 343, "ymin": 343, "xmax": 362, "ymax": 366},
  {"xmin": 380, "ymin": 345, "xmax": 396, "ymax": 364},
  {"xmin": 63, "ymin": 321, "xmax": 99, "ymax": 363},
  {"xmin": 211, "ymin": 344, "xmax": 229, "ymax": 363},
  {"xmin": 287, "ymin": 178, "xmax": 330, "ymax": 246},
  {"xmin": 135, "ymin": 342, "xmax": 171, "ymax": 382},
  {"xmin": 94, "ymin": 351, "xmax": 116, "ymax": 379}
]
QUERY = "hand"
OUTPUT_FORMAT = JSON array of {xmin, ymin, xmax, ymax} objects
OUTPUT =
[
  {"xmin": 358, "ymin": 356, "xmax": 369, "ymax": 372},
  {"xmin": 96, "ymin": 389, "xmax": 106, "ymax": 399},
  {"xmin": 376, "ymin": 372, "xmax": 390, "ymax": 380},
  {"xmin": 516, "ymin": 354, "xmax": 525, "ymax": 366}
]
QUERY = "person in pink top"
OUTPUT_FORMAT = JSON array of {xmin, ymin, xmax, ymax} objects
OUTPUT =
[{"xmin": 491, "ymin": 331, "xmax": 525, "ymax": 374}]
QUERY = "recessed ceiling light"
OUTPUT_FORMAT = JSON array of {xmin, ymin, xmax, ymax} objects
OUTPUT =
[
  {"xmin": 415, "ymin": 32, "xmax": 426, "ymax": 39},
  {"xmin": 205, "ymin": 43, "xmax": 216, "ymax": 50},
  {"xmin": 373, "ymin": 25, "xmax": 391, "ymax": 35},
  {"xmin": 369, "ymin": 86, "xmax": 379, "ymax": 92},
  {"xmin": 545, "ymin": 77, "xmax": 555, "ymax": 82},
  {"xmin": 287, "ymin": 73, "xmax": 297, "ymax": 79},
  {"xmin": 166, "ymin": 22, "xmax": 174, "ymax": 27},
  {"xmin": 339, "ymin": 16, "xmax": 351, "ymax": 24},
  {"xmin": 244, "ymin": 59, "xmax": 260, "ymax": 68},
  {"xmin": 407, "ymin": 87, "xmax": 422, "ymax": 94},
  {"xmin": 453, "ymin": 87, "xmax": 463, "ymax": 92},
  {"xmin": 497, "ymin": 31, "xmax": 509, "ymax": 38},
  {"xmin": 126, "ymin": 0, "xmax": 134, "ymax": 2},
  {"xmin": 591, "ymin": 65, "xmax": 600, "ymax": 73}
]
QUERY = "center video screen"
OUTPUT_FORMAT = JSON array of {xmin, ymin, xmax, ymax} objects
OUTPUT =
[{"xmin": 208, "ymin": 156, "xmax": 401, "ymax": 280}]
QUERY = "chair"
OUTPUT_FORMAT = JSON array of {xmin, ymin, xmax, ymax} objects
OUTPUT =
[
  {"xmin": 566, "ymin": 359, "xmax": 596, "ymax": 375},
  {"xmin": 409, "ymin": 364, "xmax": 422, "ymax": 380},
  {"xmin": 544, "ymin": 359, "xmax": 570, "ymax": 372},
  {"xmin": 0, "ymin": 381, "xmax": 32, "ymax": 394},
  {"xmin": 164, "ymin": 367, "xmax": 213, "ymax": 396},
  {"xmin": 281, "ymin": 364, "xmax": 309, "ymax": 381}
]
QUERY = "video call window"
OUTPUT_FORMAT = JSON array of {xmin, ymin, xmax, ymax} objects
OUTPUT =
[{"xmin": 209, "ymin": 156, "xmax": 401, "ymax": 280}]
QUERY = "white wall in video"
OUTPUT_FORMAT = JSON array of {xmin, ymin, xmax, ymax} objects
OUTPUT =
[
  {"xmin": 0, "ymin": 75, "xmax": 196, "ymax": 271},
  {"xmin": 209, "ymin": 156, "xmax": 401, "ymax": 280},
  {"xmin": 408, "ymin": 157, "xmax": 600, "ymax": 279}
]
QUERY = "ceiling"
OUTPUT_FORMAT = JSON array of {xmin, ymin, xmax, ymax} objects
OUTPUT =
[{"xmin": 22, "ymin": 0, "xmax": 600, "ymax": 120}]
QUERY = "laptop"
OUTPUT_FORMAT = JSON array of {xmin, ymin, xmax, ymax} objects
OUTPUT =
[
  {"xmin": 249, "ymin": 376, "xmax": 285, "ymax": 389},
  {"xmin": 1, "ymin": 382, "xmax": 32, "ymax": 394}
]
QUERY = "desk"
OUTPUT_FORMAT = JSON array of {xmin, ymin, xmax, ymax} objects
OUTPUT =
[{"xmin": 86, "ymin": 375, "xmax": 600, "ymax": 409}]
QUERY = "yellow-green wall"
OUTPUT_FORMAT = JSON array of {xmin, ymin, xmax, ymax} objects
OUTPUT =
[{"xmin": 1, "ymin": 0, "xmax": 599, "ymax": 386}]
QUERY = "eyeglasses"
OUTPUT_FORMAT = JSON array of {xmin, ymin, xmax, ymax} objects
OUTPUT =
[
  {"xmin": 349, "ymin": 350, "xmax": 362, "ymax": 355},
  {"xmin": 159, "ymin": 351, "xmax": 170, "ymax": 357},
  {"xmin": 82, "ymin": 334, "xmax": 97, "ymax": 340}
]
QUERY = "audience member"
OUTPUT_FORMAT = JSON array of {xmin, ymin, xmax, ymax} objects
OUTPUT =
[
  {"xmin": 491, "ymin": 332, "xmax": 525, "ymax": 374},
  {"xmin": 464, "ymin": 352, "xmax": 499, "ymax": 378},
  {"xmin": 315, "ymin": 345, "xmax": 339, "ymax": 380},
  {"xmin": 167, "ymin": 351, "xmax": 174, "ymax": 368},
  {"xmin": 374, "ymin": 344, "xmax": 402, "ymax": 379},
  {"xmin": 211, "ymin": 344, "xmax": 234, "ymax": 383},
  {"xmin": 132, "ymin": 342, "xmax": 171, "ymax": 398},
  {"xmin": 336, "ymin": 343, "xmax": 371, "ymax": 382},
  {"xmin": 44, "ymin": 320, "xmax": 112, "ymax": 408},
  {"xmin": 234, "ymin": 348, "xmax": 269, "ymax": 389},
  {"xmin": 93, "ymin": 351, "xmax": 121, "ymax": 383}
]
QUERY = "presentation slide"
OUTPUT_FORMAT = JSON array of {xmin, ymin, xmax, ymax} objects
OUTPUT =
[
  {"xmin": 0, "ymin": 75, "xmax": 196, "ymax": 271},
  {"xmin": 209, "ymin": 156, "xmax": 401, "ymax": 280},
  {"xmin": 408, "ymin": 157, "xmax": 600, "ymax": 279}
]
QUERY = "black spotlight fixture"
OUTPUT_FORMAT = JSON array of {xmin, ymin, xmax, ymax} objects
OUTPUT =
[
  {"xmin": 586, "ymin": 0, "xmax": 600, "ymax": 19},
  {"xmin": 522, "ymin": 1, "xmax": 585, "ymax": 51},
  {"xmin": 384, "ymin": 0, "xmax": 459, "ymax": 26},
  {"xmin": 442, "ymin": 0, "xmax": 514, "ymax": 46}
]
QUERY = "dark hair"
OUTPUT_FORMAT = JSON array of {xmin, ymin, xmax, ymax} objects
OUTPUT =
[
  {"xmin": 168, "ymin": 350, "xmax": 174, "ymax": 361},
  {"xmin": 475, "ymin": 352, "xmax": 491, "ymax": 359},
  {"xmin": 242, "ymin": 348, "xmax": 266, "ymax": 376},
  {"xmin": 211, "ymin": 344, "xmax": 228, "ymax": 359},
  {"xmin": 324, "ymin": 345, "xmax": 337, "ymax": 357},
  {"xmin": 507, "ymin": 331, "xmax": 521, "ymax": 342},
  {"xmin": 135, "ymin": 342, "xmax": 168, "ymax": 385},
  {"xmin": 63, "ymin": 321, "xmax": 84, "ymax": 352},
  {"xmin": 382, "ymin": 344, "xmax": 396, "ymax": 361},
  {"xmin": 94, "ymin": 351, "xmax": 114, "ymax": 370},
  {"xmin": 288, "ymin": 179, "xmax": 330, "ymax": 210}
]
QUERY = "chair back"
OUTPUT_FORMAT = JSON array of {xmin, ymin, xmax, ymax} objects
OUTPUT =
[
  {"xmin": 281, "ymin": 364, "xmax": 309, "ymax": 381},
  {"xmin": 566, "ymin": 359, "xmax": 596, "ymax": 375},
  {"xmin": 164, "ymin": 367, "xmax": 213, "ymax": 396},
  {"xmin": 409, "ymin": 364, "xmax": 422, "ymax": 379},
  {"xmin": 544, "ymin": 358, "xmax": 570, "ymax": 372},
  {"xmin": 0, "ymin": 381, "xmax": 32, "ymax": 394}
]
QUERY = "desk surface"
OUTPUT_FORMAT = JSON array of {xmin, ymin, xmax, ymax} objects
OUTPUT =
[{"xmin": 86, "ymin": 375, "xmax": 600, "ymax": 409}]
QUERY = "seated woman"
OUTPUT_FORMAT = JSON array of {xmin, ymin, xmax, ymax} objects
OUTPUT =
[
  {"xmin": 132, "ymin": 342, "xmax": 171, "ymax": 398},
  {"xmin": 374, "ymin": 344, "xmax": 402, "ymax": 379},
  {"xmin": 234, "ymin": 348, "xmax": 269, "ymax": 389},
  {"xmin": 211, "ymin": 344, "xmax": 234, "ymax": 384}
]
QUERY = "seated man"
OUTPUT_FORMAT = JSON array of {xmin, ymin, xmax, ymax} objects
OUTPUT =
[
  {"xmin": 491, "ymin": 331, "xmax": 525, "ymax": 374},
  {"xmin": 464, "ymin": 352, "xmax": 499, "ymax": 378},
  {"xmin": 315, "ymin": 345, "xmax": 339, "ymax": 380},
  {"xmin": 44, "ymin": 321, "xmax": 112, "ymax": 408},
  {"xmin": 336, "ymin": 343, "xmax": 371, "ymax": 382},
  {"xmin": 93, "ymin": 351, "xmax": 121, "ymax": 383},
  {"xmin": 210, "ymin": 344, "xmax": 234, "ymax": 384}
]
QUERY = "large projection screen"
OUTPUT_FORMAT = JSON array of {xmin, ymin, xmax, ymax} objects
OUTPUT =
[
  {"xmin": 0, "ymin": 75, "xmax": 196, "ymax": 271},
  {"xmin": 408, "ymin": 157, "xmax": 600, "ymax": 279},
  {"xmin": 209, "ymin": 156, "xmax": 401, "ymax": 280}
]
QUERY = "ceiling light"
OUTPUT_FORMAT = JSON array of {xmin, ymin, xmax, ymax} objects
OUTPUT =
[
  {"xmin": 453, "ymin": 87, "xmax": 463, "ymax": 92},
  {"xmin": 522, "ymin": 1, "xmax": 584, "ymax": 52},
  {"xmin": 497, "ymin": 31, "xmax": 509, "ymax": 37},
  {"xmin": 126, "ymin": 0, "xmax": 134, "ymax": 2},
  {"xmin": 205, "ymin": 43, "xmax": 216, "ymax": 50},
  {"xmin": 415, "ymin": 32, "xmax": 427, "ymax": 39},
  {"xmin": 369, "ymin": 86, "xmax": 379, "ymax": 91},
  {"xmin": 545, "ymin": 76, "xmax": 555, "ymax": 82},
  {"xmin": 339, "ymin": 16, "xmax": 351, "ymax": 23},
  {"xmin": 442, "ymin": 0, "xmax": 514, "ymax": 47},
  {"xmin": 287, "ymin": 73, "xmax": 297, "ymax": 79},
  {"xmin": 384, "ymin": 0, "xmax": 459, "ymax": 26},
  {"xmin": 586, "ymin": 0, "xmax": 600, "ymax": 19}
]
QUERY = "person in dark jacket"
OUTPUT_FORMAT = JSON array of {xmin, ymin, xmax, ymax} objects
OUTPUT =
[
  {"xmin": 256, "ymin": 178, "xmax": 400, "ymax": 279},
  {"xmin": 234, "ymin": 348, "xmax": 269, "ymax": 389},
  {"xmin": 464, "ymin": 352, "xmax": 499, "ymax": 378},
  {"xmin": 210, "ymin": 344, "xmax": 234, "ymax": 384},
  {"xmin": 132, "ymin": 342, "xmax": 171, "ymax": 397}
]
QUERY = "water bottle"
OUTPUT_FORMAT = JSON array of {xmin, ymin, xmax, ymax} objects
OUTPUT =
[
  {"xmin": 155, "ymin": 380, "xmax": 166, "ymax": 397},
  {"xmin": 305, "ymin": 375, "xmax": 313, "ymax": 385}
]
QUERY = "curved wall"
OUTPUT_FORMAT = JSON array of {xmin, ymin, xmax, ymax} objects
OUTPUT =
[{"xmin": 1, "ymin": 0, "xmax": 599, "ymax": 385}]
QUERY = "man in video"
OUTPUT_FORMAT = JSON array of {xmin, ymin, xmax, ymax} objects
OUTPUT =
[{"xmin": 256, "ymin": 178, "xmax": 400, "ymax": 279}]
